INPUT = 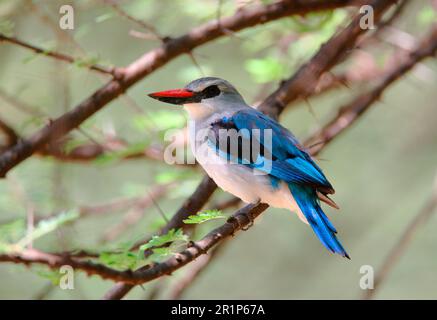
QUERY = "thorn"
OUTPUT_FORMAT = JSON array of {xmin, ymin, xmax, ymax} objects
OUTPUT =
[{"xmin": 304, "ymin": 97, "xmax": 318, "ymax": 121}]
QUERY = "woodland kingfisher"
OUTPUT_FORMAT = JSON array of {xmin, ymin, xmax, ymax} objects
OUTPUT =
[{"xmin": 148, "ymin": 77, "xmax": 349, "ymax": 258}]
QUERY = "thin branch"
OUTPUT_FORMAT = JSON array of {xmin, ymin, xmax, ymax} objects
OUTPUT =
[
  {"xmin": 100, "ymin": 184, "xmax": 172, "ymax": 243},
  {"xmin": 0, "ymin": 33, "xmax": 115, "ymax": 75},
  {"xmin": 258, "ymin": 0, "xmax": 396, "ymax": 118},
  {"xmin": 306, "ymin": 24, "xmax": 437, "ymax": 154},
  {"xmin": 104, "ymin": 0, "xmax": 165, "ymax": 41},
  {"xmin": 0, "ymin": 117, "xmax": 18, "ymax": 149}
]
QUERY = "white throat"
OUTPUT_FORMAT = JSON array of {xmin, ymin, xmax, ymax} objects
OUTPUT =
[{"xmin": 183, "ymin": 103, "xmax": 214, "ymax": 120}]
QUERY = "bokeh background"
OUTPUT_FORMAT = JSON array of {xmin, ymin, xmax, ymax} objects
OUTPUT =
[{"xmin": 0, "ymin": 0, "xmax": 436, "ymax": 299}]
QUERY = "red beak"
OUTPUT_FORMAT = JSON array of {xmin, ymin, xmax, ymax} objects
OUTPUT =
[
  {"xmin": 148, "ymin": 88, "xmax": 196, "ymax": 105},
  {"xmin": 148, "ymin": 89, "xmax": 194, "ymax": 98}
]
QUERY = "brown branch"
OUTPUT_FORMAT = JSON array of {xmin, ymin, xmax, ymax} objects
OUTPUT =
[
  {"xmin": 131, "ymin": 176, "xmax": 218, "ymax": 251},
  {"xmin": 103, "ymin": 175, "xmax": 217, "ymax": 298},
  {"xmin": 362, "ymin": 173, "xmax": 437, "ymax": 300},
  {"xmin": 258, "ymin": 0, "xmax": 396, "ymax": 119},
  {"xmin": 0, "ymin": 33, "xmax": 115, "ymax": 75},
  {"xmin": 0, "ymin": 117, "xmax": 18, "ymax": 149},
  {"xmin": 0, "ymin": 0, "xmax": 357, "ymax": 178},
  {"xmin": 41, "ymin": 138, "xmax": 183, "ymax": 165},
  {"xmin": 0, "ymin": 248, "xmax": 144, "ymax": 282},
  {"xmin": 306, "ymin": 24, "xmax": 437, "ymax": 154}
]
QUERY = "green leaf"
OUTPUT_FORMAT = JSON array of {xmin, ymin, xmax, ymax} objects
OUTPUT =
[
  {"xmin": 148, "ymin": 247, "xmax": 174, "ymax": 262},
  {"xmin": 35, "ymin": 267, "xmax": 62, "ymax": 286},
  {"xmin": 183, "ymin": 209, "xmax": 225, "ymax": 224},
  {"xmin": 99, "ymin": 251, "xmax": 138, "ymax": 270},
  {"xmin": 140, "ymin": 228, "xmax": 188, "ymax": 251}
]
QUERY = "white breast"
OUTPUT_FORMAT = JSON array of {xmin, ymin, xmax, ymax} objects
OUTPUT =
[{"xmin": 192, "ymin": 141, "xmax": 307, "ymax": 222}]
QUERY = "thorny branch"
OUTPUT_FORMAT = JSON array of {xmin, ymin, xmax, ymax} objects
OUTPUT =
[{"xmin": 0, "ymin": 33, "xmax": 115, "ymax": 75}]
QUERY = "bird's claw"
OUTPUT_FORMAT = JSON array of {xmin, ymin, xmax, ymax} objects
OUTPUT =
[{"xmin": 240, "ymin": 212, "xmax": 254, "ymax": 231}]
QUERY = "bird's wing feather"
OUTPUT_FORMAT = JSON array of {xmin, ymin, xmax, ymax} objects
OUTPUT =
[{"xmin": 208, "ymin": 108, "xmax": 334, "ymax": 193}]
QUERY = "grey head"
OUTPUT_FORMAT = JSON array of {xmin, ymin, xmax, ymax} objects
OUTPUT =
[{"xmin": 148, "ymin": 77, "xmax": 249, "ymax": 119}]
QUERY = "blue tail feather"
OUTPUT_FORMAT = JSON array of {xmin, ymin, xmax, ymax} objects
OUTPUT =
[{"xmin": 288, "ymin": 183, "xmax": 349, "ymax": 259}]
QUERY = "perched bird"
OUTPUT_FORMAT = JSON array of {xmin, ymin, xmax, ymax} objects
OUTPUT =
[{"xmin": 148, "ymin": 77, "xmax": 349, "ymax": 258}]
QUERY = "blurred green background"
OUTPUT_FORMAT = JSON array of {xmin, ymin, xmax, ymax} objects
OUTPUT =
[{"xmin": 0, "ymin": 0, "xmax": 436, "ymax": 299}]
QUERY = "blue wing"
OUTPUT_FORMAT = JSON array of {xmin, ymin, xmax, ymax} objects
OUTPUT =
[
  {"xmin": 231, "ymin": 109, "xmax": 334, "ymax": 193},
  {"xmin": 208, "ymin": 108, "xmax": 348, "ymax": 258}
]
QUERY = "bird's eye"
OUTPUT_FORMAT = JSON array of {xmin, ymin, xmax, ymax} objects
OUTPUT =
[{"xmin": 201, "ymin": 85, "xmax": 221, "ymax": 99}]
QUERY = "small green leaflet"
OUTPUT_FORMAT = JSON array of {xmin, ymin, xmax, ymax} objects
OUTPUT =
[
  {"xmin": 35, "ymin": 267, "xmax": 63, "ymax": 286},
  {"xmin": 183, "ymin": 209, "xmax": 225, "ymax": 224},
  {"xmin": 99, "ymin": 251, "xmax": 138, "ymax": 270},
  {"xmin": 140, "ymin": 228, "xmax": 188, "ymax": 251}
]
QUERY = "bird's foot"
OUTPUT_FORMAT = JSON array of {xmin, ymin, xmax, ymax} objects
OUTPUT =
[
  {"xmin": 240, "ymin": 211, "xmax": 254, "ymax": 231},
  {"xmin": 226, "ymin": 200, "xmax": 260, "ymax": 232},
  {"xmin": 227, "ymin": 213, "xmax": 253, "ymax": 231}
]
